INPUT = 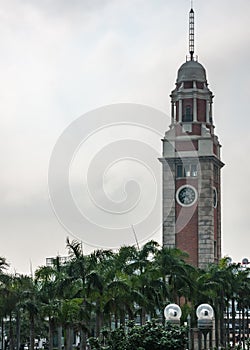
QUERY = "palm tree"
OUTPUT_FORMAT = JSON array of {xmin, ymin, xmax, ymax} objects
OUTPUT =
[
  {"xmin": 194, "ymin": 258, "xmax": 250, "ymax": 348},
  {"xmin": 229, "ymin": 263, "xmax": 250, "ymax": 348},
  {"xmin": 0, "ymin": 274, "xmax": 21, "ymax": 350},
  {"xmin": 0, "ymin": 257, "xmax": 9, "ymax": 349},
  {"xmin": 35, "ymin": 260, "xmax": 68, "ymax": 350},
  {"xmin": 16, "ymin": 275, "xmax": 40, "ymax": 350},
  {"xmin": 65, "ymin": 238, "xmax": 94, "ymax": 348},
  {"xmin": 66, "ymin": 239, "xmax": 114, "ymax": 345},
  {"xmin": 154, "ymin": 247, "xmax": 196, "ymax": 305},
  {"xmin": 122, "ymin": 240, "xmax": 160, "ymax": 325},
  {"xmin": 0, "ymin": 257, "xmax": 8, "ymax": 273}
]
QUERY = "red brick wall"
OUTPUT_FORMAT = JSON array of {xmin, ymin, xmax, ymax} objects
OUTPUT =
[
  {"xmin": 176, "ymin": 206, "xmax": 198, "ymax": 266},
  {"xmin": 214, "ymin": 185, "xmax": 218, "ymax": 259},
  {"xmin": 184, "ymin": 81, "xmax": 193, "ymax": 89},
  {"xmin": 175, "ymin": 179, "xmax": 199, "ymax": 266},
  {"xmin": 197, "ymin": 99, "xmax": 206, "ymax": 122},
  {"xmin": 192, "ymin": 123, "xmax": 201, "ymax": 135}
]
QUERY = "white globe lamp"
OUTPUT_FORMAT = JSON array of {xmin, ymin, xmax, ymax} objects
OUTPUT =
[{"xmin": 164, "ymin": 303, "xmax": 182, "ymax": 325}]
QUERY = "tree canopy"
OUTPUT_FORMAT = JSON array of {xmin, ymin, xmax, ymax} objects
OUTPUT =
[{"xmin": 0, "ymin": 240, "xmax": 249, "ymax": 350}]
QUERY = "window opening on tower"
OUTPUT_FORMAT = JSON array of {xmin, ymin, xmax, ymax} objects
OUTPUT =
[
  {"xmin": 183, "ymin": 105, "xmax": 193, "ymax": 122},
  {"xmin": 176, "ymin": 164, "xmax": 197, "ymax": 178}
]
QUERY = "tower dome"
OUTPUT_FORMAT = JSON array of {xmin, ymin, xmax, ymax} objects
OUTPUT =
[{"xmin": 177, "ymin": 60, "xmax": 207, "ymax": 83}]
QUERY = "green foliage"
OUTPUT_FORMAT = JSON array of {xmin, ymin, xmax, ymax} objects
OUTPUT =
[
  {"xmin": 1, "ymin": 241, "xmax": 250, "ymax": 349},
  {"xmin": 88, "ymin": 320, "xmax": 187, "ymax": 350}
]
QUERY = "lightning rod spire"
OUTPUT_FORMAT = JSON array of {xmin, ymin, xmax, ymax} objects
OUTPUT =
[{"xmin": 189, "ymin": 2, "xmax": 194, "ymax": 60}]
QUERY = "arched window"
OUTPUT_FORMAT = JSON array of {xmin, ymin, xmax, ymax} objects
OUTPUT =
[{"xmin": 183, "ymin": 105, "xmax": 193, "ymax": 122}]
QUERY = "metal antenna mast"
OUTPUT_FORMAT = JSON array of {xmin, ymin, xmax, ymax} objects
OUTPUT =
[
  {"xmin": 131, "ymin": 224, "xmax": 140, "ymax": 250},
  {"xmin": 189, "ymin": 4, "xmax": 194, "ymax": 60}
]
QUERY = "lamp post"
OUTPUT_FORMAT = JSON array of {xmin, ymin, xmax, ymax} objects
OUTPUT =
[
  {"xmin": 196, "ymin": 304, "xmax": 214, "ymax": 350},
  {"xmin": 164, "ymin": 303, "xmax": 182, "ymax": 325}
]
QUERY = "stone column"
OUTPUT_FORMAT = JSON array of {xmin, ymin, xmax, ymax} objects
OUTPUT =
[
  {"xmin": 198, "ymin": 160, "xmax": 214, "ymax": 268},
  {"xmin": 171, "ymin": 101, "xmax": 175, "ymax": 124},
  {"xmin": 206, "ymin": 100, "xmax": 210, "ymax": 123},
  {"xmin": 179, "ymin": 99, "xmax": 182, "ymax": 122},
  {"xmin": 209, "ymin": 102, "xmax": 213, "ymax": 122},
  {"xmin": 162, "ymin": 159, "xmax": 176, "ymax": 248},
  {"xmin": 193, "ymin": 96, "xmax": 197, "ymax": 121}
]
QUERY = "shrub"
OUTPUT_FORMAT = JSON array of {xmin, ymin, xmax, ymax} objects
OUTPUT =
[{"xmin": 88, "ymin": 320, "xmax": 187, "ymax": 350}]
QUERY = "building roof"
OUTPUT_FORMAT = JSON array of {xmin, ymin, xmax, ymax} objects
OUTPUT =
[{"xmin": 176, "ymin": 59, "xmax": 207, "ymax": 83}]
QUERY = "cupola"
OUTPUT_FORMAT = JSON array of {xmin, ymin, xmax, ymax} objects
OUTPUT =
[{"xmin": 177, "ymin": 60, "xmax": 207, "ymax": 84}]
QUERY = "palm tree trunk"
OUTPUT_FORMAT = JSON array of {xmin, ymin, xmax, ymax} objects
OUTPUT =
[
  {"xmin": 1, "ymin": 318, "xmax": 4, "ymax": 350},
  {"xmin": 232, "ymin": 298, "xmax": 236, "ymax": 347},
  {"xmin": 65, "ymin": 325, "xmax": 73, "ymax": 350},
  {"xmin": 29, "ymin": 313, "xmax": 35, "ymax": 350},
  {"xmin": 49, "ymin": 319, "xmax": 54, "ymax": 350},
  {"xmin": 16, "ymin": 310, "xmax": 21, "ymax": 350},
  {"xmin": 247, "ymin": 309, "xmax": 249, "ymax": 341},
  {"xmin": 80, "ymin": 329, "xmax": 87, "ymax": 350},
  {"xmin": 226, "ymin": 304, "xmax": 230, "ymax": 346},
  {"xmin": 239, "ymin": 309, "xmax": 242, "ymax": 347},
  {"xmin": 95, "ymin": 306, "xmax": 103, "ymax": 337},
  {"xmin": 57, "ymin": 325, "xmax": 62, "ymax": 350},
  {"xmin": 120, "ymin": 308, "xmax": 125, "ymax": 326},
  {"xmin": 115, "ymin": 313, "xmax": 118, "ymax": 328},
  {"xmin": 140, "ymin": 307, "xmax": 146, "ymax": 325},
  {"xmin": 219, "ymin": 296, "xmax": 225, "ymax": 347},
  {"xmin": 9, "ymin": 313, "xmax": 14, "ymax": 350},
  {"xmin": 243, "ymin": 308, "xmax": 246, "ymax": 350},
  {"xmin": 214, "ymin": 306, "xmax": 219, "ymax": 349}
]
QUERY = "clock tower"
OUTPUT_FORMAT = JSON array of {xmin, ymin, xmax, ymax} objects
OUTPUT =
[{"xmin": 160, "ymin": 7, "xmax": 224, "ymax": 268}]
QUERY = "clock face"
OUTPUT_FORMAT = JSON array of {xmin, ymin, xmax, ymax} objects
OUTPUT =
[{"xmin": 176, "ymin": 185, "xmax": 197, "ymax": 207}]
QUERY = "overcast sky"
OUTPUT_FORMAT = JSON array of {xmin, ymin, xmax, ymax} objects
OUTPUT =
[{"xmin": 1, "ymin": 0, "xmax": 250, "ymax": 274}]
